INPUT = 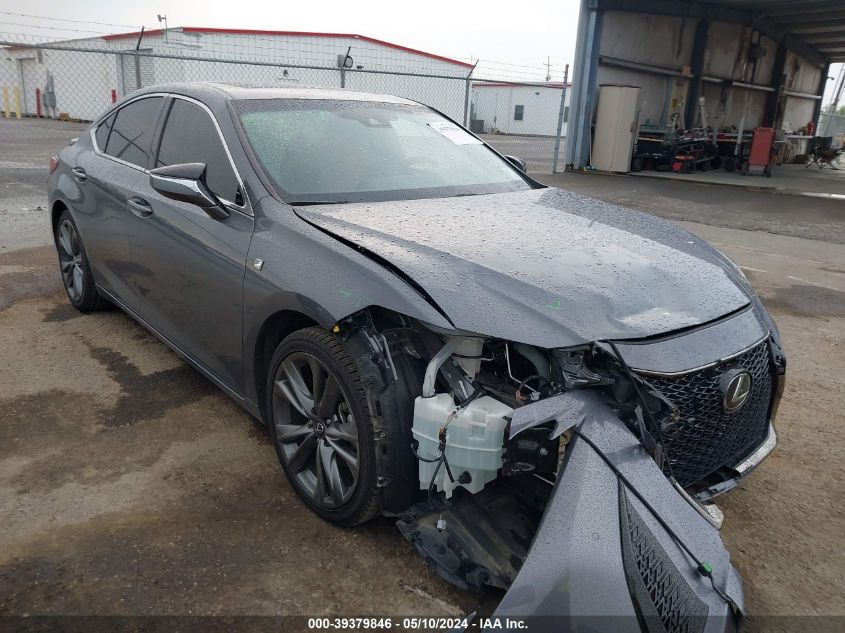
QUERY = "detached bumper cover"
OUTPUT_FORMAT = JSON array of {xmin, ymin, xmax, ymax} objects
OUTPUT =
[{"xmin": 491, "ymin": 392, "xmax": 744, "ymax": 632}]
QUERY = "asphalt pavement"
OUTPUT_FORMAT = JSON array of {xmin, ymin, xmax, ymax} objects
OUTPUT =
[{"xmin": 1, "ymin": 118, "xmax": 843, "ymax": 628}]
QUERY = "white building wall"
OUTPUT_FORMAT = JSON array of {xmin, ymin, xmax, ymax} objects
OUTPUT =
[
  {"xmin": 0, "ymin": 55, "xmax": 17, "ymax": 104},
  {"xmin": 162, "ymin": 31, "xmax": 469, "ymax": 77},
  {"xmin": 1, "ymin": 45, "xmax": 115, "ymax": 120},
  {"xmin": 471, "ymin": 85, "xmax": 570, "ymax": 136},
  {"xmin": 349, "ymin": 72, "xmax": 466, "ymax": 121},
  {"xmin": 1, "ymin": 29, "xmax": 471, "ymax": 121}
]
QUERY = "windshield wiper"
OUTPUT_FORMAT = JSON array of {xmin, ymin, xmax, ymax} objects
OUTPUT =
[{"xmin": 292, "ymin": 200, "xmax": 355, "ymax": 206}]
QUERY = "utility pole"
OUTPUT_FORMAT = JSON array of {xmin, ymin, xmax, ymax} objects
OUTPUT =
[
  {"xmin": 552, "ymin": 63, "xmax": 570, "ymax": 174},
  {"xmin": 545, "ymin": 56, "xmax": 551, "ymax": 82}
]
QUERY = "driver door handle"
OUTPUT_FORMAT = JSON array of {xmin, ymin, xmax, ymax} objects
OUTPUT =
[
  {"xmin": 72, "ymin": 166, "xmax": 87, "ymax": 183},
  {"xmin": 128, "ymin": 196, "xmax": 153, "ymax": 218}
]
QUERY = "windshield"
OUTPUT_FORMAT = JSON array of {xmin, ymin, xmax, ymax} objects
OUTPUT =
[{"xmin": 234, "ymin": 99, "xmax": 533, "ymax": 204}]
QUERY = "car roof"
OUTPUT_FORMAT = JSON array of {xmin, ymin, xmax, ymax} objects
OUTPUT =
[{"xmin": 133, "ymin": 82, "xmax": 420, "ymax": 106}]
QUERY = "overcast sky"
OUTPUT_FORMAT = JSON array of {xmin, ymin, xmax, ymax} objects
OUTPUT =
[
  {"xmin": 0, "ymin": 0, "xmax": 841, "ymax": 104},
  {"xmin": 0, "ymin": 0, "xmax": 582, "ymax": 80}
]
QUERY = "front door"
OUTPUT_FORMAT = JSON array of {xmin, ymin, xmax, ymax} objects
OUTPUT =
[{"xmin": 128, "ymin": 96, "xmax": 253, "ymax": 394}]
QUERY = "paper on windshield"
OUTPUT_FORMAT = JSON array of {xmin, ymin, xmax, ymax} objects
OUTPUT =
[{"xmin": 427, "ymin": 121, "xmax": 483, "ymax": 145}]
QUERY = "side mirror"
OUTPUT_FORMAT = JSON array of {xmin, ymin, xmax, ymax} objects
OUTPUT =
[
  {"xmin": 503, "ymin": 155, "xmax": 527, "ymax": 173},
  {"xmin": 149, "ymin": 163, "xmax": 229, "ymax": 220}
]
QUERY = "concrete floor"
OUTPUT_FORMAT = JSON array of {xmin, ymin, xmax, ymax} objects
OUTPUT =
[
  {"xmin": 479, "ymin": 133, "xmax": 562, "ymax": 175},
  {"xmin": 1, "ymin": 118, "xmax": 844, "ymax": 627},
  {"xmin": 629, "ymin": 162, "xmax": 845, "ymax": 199}
]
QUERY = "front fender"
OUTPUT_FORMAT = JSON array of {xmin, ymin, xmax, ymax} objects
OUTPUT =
[
  {"xmin": 246, "ymin": 198, "xmax": 454, "ymax": 332},
  {"xmin": 242, "ymin": 197, "xmax": 456, "ymax": 411}
]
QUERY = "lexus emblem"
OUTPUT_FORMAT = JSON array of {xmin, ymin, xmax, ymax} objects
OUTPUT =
[{"xmin": 721, "ymin": 369, "xmax": 752, "ymax": 413}]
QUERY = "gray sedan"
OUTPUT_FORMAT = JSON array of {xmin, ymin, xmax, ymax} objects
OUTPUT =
[{"xmin": 48, "ymin": 83, "xmax": 785, "ymax": 631}]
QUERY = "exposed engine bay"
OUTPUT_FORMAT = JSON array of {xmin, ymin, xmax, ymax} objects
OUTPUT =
[{"xmin": 336, "ymin": 305, "xmax": 783, "ymax": 625}]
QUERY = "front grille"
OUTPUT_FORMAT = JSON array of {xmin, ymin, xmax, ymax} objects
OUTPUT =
[
  {"xmin": 641, "ymin": 339, "xmax": 774, "ymax": 488},
  {"xmin": 619, "ymin": 484, "xmax": 708, "ymax": 633}
]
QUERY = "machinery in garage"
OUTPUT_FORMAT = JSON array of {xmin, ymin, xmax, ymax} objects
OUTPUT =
[
  {"xmin": 632, "ymin": 125, "xmax": 777, "ymax": 176},
  {"xmin": 632, "ymin": 127, "xmax": 719, "ymax": 173},
  {"xmin": 564, "ymin": 0, "xmax": 845, "ymax": 177}
]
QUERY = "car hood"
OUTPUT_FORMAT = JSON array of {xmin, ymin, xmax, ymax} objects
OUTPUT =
[{"xmin": 295, "ymin": 187, "xmax": 751, "ymax": 348}]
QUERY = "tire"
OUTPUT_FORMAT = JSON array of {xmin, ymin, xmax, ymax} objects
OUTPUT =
[
  {"xmin": 54, "ymin": 210, "xmax": 110, "ymax": 312},
  {"xmin": 266, "ymin": 327, "xmax": 380, "ymax": 526},
  {"xmin": 724, "ymin": 157, "xmax": 735, "ymax": 172}
]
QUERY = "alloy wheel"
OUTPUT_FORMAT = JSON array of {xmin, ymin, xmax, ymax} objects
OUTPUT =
[
  {"xmin": 272, "ymin": 351, "xmax": 360, "ymax": 509},
  {"xmin": 57, "ymin": 218, "xmax": 84, "ymax": 303}
]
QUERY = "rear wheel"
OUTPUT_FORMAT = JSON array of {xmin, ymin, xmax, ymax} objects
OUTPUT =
[
  {"xmin": 266, "ymin": 327, "xmax": 380, "ymax": 526},
  {"xmin": 54, "ymin": 210, "xmax": 109, "ymax": 312}
]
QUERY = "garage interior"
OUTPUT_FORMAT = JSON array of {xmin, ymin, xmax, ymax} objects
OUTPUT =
[{"xmin": 564, "ymin": 0, "xmax": 845, "ymax": 197}]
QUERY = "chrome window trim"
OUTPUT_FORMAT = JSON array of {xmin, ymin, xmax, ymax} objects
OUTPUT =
[
  {"xmin": 90, "ymin": 92, "xmax": 252, "ymax": 216},
  {"xmin": 89, "ymin": 92, "xmax": 169, "ymax": 169},
  {"xmin": 632, "ymin": 334, "xmax": 770, "ymax": 378}
]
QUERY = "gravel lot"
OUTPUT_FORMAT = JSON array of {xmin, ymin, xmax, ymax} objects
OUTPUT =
[{"xmin": 1, "ymin": 118, "xmax": 843, "ymax": 629}]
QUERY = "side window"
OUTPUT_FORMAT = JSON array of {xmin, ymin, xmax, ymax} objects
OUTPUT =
[
  {"xmin": 514, "ymin": 105, "xmax": 524, "ymax": 121},
  {"xmin": 156, "ymin": 99, "xmax": 240, "ymax": 203},
  {"xmin": 95, "ymin": 112, "xmax": 116, "ymax": 151},
  {"xmin": 104, "ymin": 97, "xmax": 164, "ymax": 168}
]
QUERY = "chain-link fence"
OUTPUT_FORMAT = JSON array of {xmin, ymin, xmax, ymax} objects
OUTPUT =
[
  {"xmin": 818, "ymin": 113, "xmax": 845, "ymax": 149},
  {"xmin": 0, "ymin": 33, "xmax": 569, "ymax": 174}
]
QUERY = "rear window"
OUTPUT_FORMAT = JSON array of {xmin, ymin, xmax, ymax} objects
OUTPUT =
[{"xmin": 104, "ymin": 97, "xmax": 164, "ymax": 168}]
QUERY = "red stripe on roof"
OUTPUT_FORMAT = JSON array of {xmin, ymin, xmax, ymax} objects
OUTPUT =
[
  {"xmin": 103, "ymin": 28, "xmax": 166, "ymax": 41},
  {"xmin": 103, "ymin": 27, "xmax": 474, "ymax": 68},
  {"xmin": 473, "ymin": 82, "xmax": 571, "ymax": 88}
]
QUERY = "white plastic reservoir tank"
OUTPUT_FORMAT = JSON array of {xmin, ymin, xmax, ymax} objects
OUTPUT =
[{"xmin": 412, "ymin": 393, "xmax": 513, "ymax": 498}]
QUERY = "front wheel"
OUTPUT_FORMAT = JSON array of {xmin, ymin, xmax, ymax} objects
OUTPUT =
[{"xmin": 266, "ymin": 327, "xmax": 380, "ymax": 526}]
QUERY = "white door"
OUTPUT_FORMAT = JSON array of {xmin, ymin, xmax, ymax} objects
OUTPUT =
[
  {"xmin": 592, "ymin": 85, "xmax": 641, "ymax": 172},
  {"xmin": 20, "ymin": 57, "xmax": 43, "ymax": 116}
]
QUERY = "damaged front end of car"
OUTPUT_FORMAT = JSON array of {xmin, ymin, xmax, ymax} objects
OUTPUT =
[{"xmin": 330, "ymin": 302, "xmax": 785, "ymax": 632}]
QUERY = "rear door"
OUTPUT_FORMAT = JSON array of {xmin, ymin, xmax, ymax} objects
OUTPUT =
[
  {"xmin": 128, "ymin": 95, "xmax": 254, "ymax": 394},
  {"xmin": 73, "ymin": 95, "xmax": 166, "ymax": 310}
]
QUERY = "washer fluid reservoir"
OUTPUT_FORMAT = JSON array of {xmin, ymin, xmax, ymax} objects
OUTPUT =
[{"xmin": 412, "ymin": 393, "xmax": 512, "ymax": 498}]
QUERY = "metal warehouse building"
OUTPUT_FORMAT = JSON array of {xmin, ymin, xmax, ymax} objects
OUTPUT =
[
  {"xmin": 0, "ymin": 28, "xmax": 474, "ymax": 122},
  {"xmin": 564, "ymin": 0, "xmax": 845, "ymax": 170}
]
